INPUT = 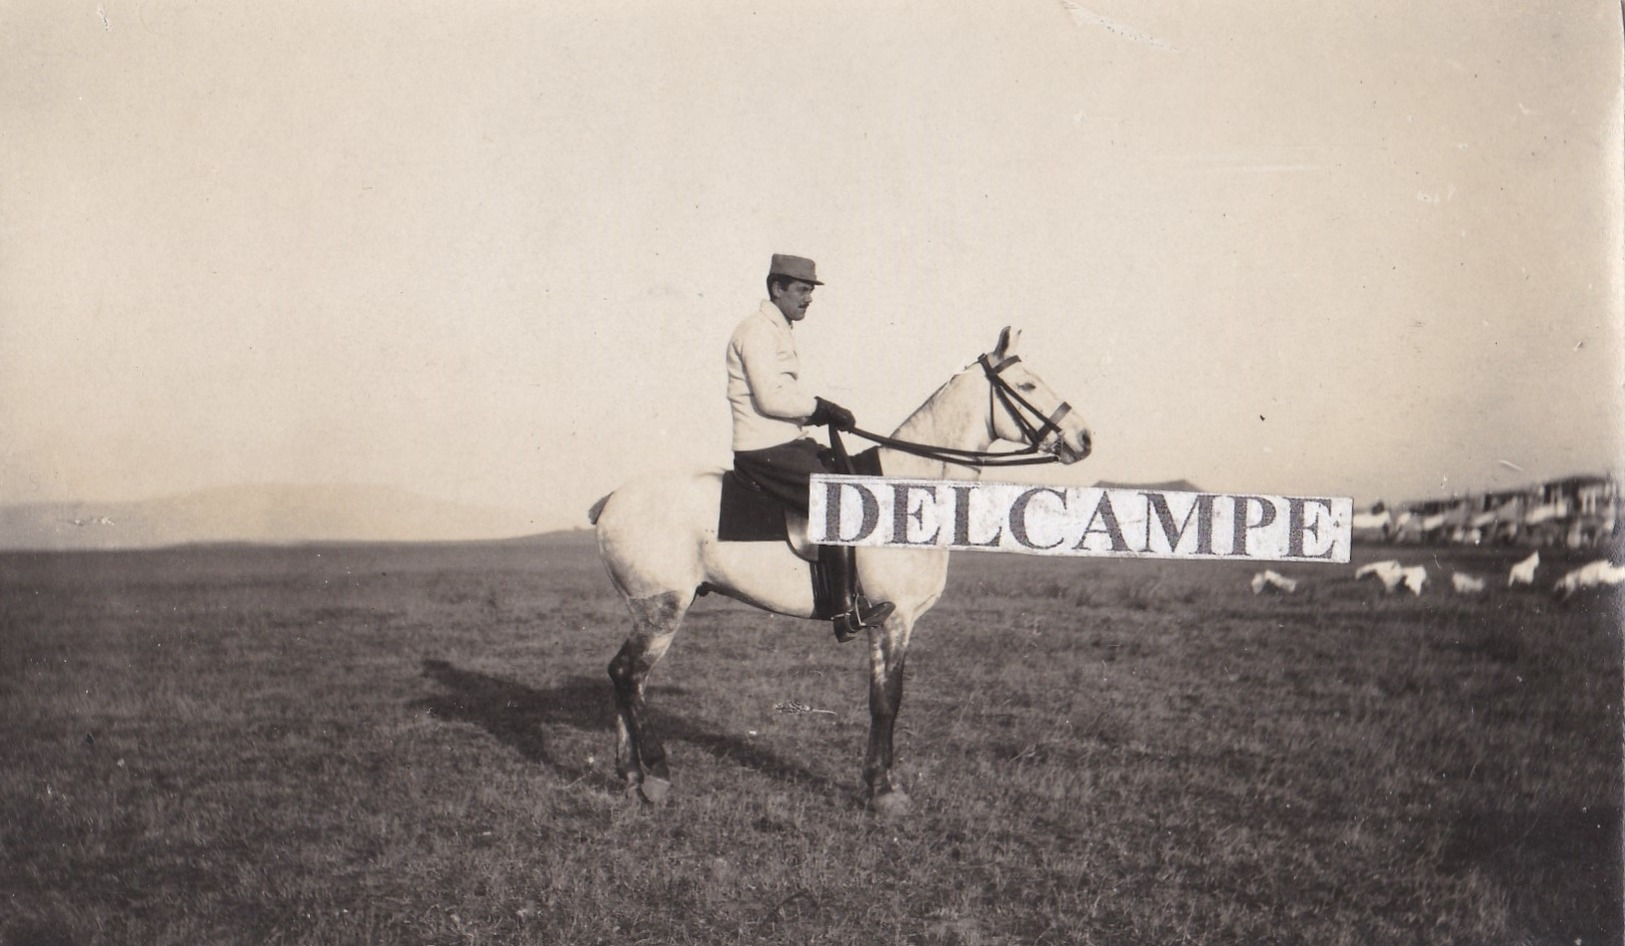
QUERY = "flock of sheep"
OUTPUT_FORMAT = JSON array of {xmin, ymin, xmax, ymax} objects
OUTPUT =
[{"xmin": 1251, "ymin": 551, "xmax": 1625, "ymax": 601}]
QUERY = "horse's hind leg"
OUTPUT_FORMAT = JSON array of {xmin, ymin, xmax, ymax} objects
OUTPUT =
[{"xmin": 607, "ymin": 590, "xmax": 690, "ymax": 804}]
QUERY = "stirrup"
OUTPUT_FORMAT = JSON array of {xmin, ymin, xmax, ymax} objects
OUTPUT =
[{"xmin": 832, "ymin": 597, "xmax": 895, "ymax": 643}]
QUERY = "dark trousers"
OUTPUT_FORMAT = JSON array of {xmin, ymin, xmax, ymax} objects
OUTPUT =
[
  {"xmin": 733, "ymin": 439, "xmax": 855, "ymax": 620},
  {"xmin": 732, "ymin": 438, "xmax": 829, "ymax": 514}
]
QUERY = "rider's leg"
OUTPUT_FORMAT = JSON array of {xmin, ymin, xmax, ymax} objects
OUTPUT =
[
  {"xmin": 732, "ymin": 438, "xmax": 824, "ymax": 512},
  {"xmin": 735, "ymin": 439, "xmax": 893, "ymax": 640},
  {"xmin": 823, "ymin": 543, "xmax": 895, "ymax": 643}
]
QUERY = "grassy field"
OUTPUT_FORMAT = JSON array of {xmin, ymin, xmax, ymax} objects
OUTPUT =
[{"xmin": 1, "ymin": 537, "xmax": 1619, "ymax": 945}]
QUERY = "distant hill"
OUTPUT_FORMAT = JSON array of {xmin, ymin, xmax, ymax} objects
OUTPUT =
[
  {"xmin": 0, "ymin": 484, "xmax": 545, "ymax": 551},
  {"xmin": 1093, "ymin": 479, "xmax": 1203, "ymax": 493},
  {"xmin": 495, "ymin": 528, "xmax": 599, "ymax": 547}
]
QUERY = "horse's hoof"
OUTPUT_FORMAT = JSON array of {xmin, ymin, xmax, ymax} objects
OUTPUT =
[
  {"xmin": 638, "ymin": 777, "xmax": 672, "ymax": 806},
  {"xmin": 872, "ymin": 790, "xmax": 912, "ymax": 821}
]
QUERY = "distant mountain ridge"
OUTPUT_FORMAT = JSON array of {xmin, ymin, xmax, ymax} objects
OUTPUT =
[
  {"xmin": 0, "ymin": 484, "xmax": 542, "ymax": 551},
  {"xmin": 1092, "ymin": 479, "xmax": 1203, "ymax": 494},
  {"xmin": 2, "ymin": 480, "xmax": 1221, "ymax": 552}
]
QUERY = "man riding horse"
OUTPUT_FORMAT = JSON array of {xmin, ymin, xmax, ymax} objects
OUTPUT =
[
  {"xmin": 726, "ymin": 254, "xmax": 895, "ymax": 642},
  {"xmin": 592, "ymin": 306, "xmax": 1091, "ymax": 808}
]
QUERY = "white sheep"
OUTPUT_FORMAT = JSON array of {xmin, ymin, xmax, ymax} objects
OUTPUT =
[
  {"xmin": 1507, "ymin": 551, "xmax": 1540, "ymax": 587},
  {"xmin": 1355, "ymin": 560, "xmax": 1426, "ymax": 595},
  {"xmin": 1355, "ymin": 560, "xmax": 1406, "ymax": 593},
  {"xmin": 1554, "ymin": 560, "xmax": 1625, "ymax": 600},
  {"xmin": 1251, "ymin": 570, "xmax": 1299, "ymax": 594}
]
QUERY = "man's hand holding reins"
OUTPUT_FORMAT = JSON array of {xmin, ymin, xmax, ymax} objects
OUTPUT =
[{"xmin": 809, "ymin": 397, "xmax": 856, "ymax": 432}]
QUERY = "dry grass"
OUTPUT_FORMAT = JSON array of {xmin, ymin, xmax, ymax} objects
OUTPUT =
[{"xmin": 0, "ymin": 539, "xmax": 1619, "ymax": 945}]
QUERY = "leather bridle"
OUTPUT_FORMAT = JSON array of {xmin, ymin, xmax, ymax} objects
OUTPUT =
[{"xmin": 832, "ymin": 354, "xmax": 1076, "ymax": 468}]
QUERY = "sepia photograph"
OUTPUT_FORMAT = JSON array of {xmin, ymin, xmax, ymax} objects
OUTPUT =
[{"xmin": 2, "ymin": 1, "xmax": 1621, "ymax": 942}]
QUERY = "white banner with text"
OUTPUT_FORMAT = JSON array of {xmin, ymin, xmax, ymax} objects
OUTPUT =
[{"xmin": 807, "ymin": 476, "xmax": 1353, "ymax": 563}]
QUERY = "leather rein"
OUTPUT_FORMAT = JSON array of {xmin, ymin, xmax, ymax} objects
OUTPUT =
[{"xmin": 830, "ymin": 354, "xmax": 1072, "ymax": 469}]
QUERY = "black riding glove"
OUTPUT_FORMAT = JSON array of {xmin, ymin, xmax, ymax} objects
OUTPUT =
[{"xmin": 809, "ymin": 397, "xmax": 856, "ymax": 432}]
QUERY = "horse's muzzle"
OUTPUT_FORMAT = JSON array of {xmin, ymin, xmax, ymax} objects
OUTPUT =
[{"xmin": 1052, "ymin": 430, "xmax": 1092, "ymax": 464}]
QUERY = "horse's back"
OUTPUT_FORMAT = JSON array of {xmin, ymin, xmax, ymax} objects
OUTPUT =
[
  {"xmin": 592, "ymin": 469, "xmax": 724, "ymax": 598},
  {"xmin": 594, "ymin": 468, "xmax": 724, "ymax": 530}
]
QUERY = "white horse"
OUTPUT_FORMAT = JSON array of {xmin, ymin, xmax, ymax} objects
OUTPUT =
[{"xmin": 588, "ymin": 327, "xmax": 1093, "ymax": 817}]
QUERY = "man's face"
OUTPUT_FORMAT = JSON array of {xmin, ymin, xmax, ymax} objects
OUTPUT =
[{"xmin": 771, "ymin": 280, "xmax": 815, "ymax": 322}]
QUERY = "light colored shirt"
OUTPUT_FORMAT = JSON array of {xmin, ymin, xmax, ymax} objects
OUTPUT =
[{"xmin": 726, "ymin": 300, "xmax": 819, "ymax": 451}]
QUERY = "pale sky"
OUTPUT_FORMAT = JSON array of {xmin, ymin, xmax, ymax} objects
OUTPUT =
[{"xmin": 3, "ymin": 1, "xmax": 1621, "ymax": 533}]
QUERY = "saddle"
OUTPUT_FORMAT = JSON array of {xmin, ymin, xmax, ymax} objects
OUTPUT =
[{"xmin": 717, "ymin": 446, "xmax": 882, "ymax": 561}]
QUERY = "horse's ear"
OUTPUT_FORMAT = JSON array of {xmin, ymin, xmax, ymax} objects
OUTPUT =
[{"xmin": 992, "ymin": 326, "xmax": 1022, "ymax": 358}]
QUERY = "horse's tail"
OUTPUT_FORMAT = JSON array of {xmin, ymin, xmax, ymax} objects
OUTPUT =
[{"xmin": 587, "ymin": 492, "xmax": 613, "ymax": 525}]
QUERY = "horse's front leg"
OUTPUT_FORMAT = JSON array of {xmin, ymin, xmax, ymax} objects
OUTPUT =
[{"xmin": 863, "ymin": 616, "xmax": 912, "ymax": 819}]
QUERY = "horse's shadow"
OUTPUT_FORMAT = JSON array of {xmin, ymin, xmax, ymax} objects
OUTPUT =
[{"xmin": 412, "ymin": 659, "xmax": 842, "ymax": 798}]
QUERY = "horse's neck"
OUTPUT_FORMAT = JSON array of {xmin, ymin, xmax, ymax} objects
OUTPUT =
[{"xmin": 878, "ymin": 371, "xmax": 991, "ymax": 480}]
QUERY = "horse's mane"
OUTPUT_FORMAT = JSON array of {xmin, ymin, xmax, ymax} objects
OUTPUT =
[{"xmin": 887, "ymin": 365, "xmax": 977, "ymax": 440}]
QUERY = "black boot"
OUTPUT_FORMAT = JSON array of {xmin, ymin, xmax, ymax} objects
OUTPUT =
[
  {"xmin": 822, "ymin": 544, "xmax": 895, "ymax": 643},
  {"xmin": 832, "ymin": 596, "xmax": 896, "ymax": 643}
]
